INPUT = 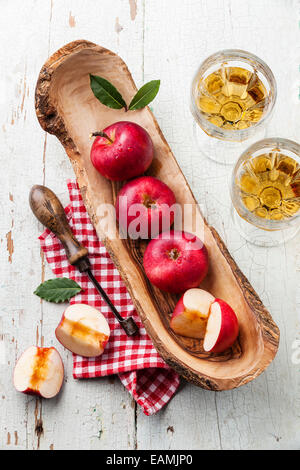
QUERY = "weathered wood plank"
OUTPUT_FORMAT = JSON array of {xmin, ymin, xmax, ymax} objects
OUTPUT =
[{"xmin": 0, "ymin": 0, "xmax": 52, "ymax": 450}]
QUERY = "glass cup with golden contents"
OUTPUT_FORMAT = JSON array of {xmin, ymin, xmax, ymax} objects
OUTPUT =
[
  {"xmin": 231, "ymin": 138, "xmax": 300, "ymax": 246},
  {"xmin": 190, "ymin": 50, "xmax": 277, "ymax": 165}
]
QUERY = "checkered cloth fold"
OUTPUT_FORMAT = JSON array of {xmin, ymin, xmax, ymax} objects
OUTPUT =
[{"xmin": 39, "ymin": 180, "xmax": 180, "ymax": 415}]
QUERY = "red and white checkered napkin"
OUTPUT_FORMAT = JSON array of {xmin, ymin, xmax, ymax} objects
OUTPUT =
[{"xmin": 39, "ymin": 180, "xmax": 180, "ymax": 415}]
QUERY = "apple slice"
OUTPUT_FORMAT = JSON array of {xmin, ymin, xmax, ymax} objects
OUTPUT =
[
  {"xmin": 13, "ymin": 346, "xmax": 64, "ymax": 399},
  {"xmin": 203, "ymin": 299, "xmax": 239, "ymax": 353},
  {"xmin": 55, "ymin": 303, "xmax": 110, "ymax": 357},
  {"xmin": 170, "ymin": 288, "xmax": 215, "ymax": 338}
]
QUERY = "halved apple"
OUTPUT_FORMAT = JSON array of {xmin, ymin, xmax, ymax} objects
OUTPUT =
[
  {"xmin": 203, "ymin": 299, "xmax": 239, "ymax": 353},
  {"xmin": 13, "ymin": 346, "xmax": 64, "ymax": 399},
  {"xmin": 55, "ymin": 303, "xmax": 110, "ymax": 357},
  {"xmin": 170, "ymin": 288, "xmax": 215, "ymax": 338},
  {"xmin": 170, "ymin": 289, "xmax": 239, "ymax": 353}
]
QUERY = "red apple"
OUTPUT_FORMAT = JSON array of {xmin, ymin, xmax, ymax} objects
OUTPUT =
[
  {"xmin": 90, "ymin": 121, "xmax": 154, "ymax": 181},
  {"xmin": 170, "ymin": 289, "xmax": 239, "ymax": 353},
  {"xmin": 143, "ymin": 230, "xmax": 209, "ymax": 293},
  {"xmin": 13, "ymin": 346, "xmax": 64, "ymax": 399},
  {"xmin": 203, "ymin": 298, "xmax": 239, "ymax": 353},
  {"xmin": 170, "ymin": 288, "xmax": 215, "ymax": 338},
  {"xmin": 115, "ymin": 176, "xmax": 176, "ymax": 239},
  {"xmin": 55, "ymin": 303, "xmax": 110, "ymax": 357}
]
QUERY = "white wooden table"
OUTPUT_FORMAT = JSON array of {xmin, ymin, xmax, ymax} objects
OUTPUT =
[{"xmin": 1, "ymin": 0, "xmax": 299, "ymax": 450}]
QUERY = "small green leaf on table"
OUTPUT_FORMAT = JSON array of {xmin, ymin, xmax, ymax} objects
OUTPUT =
[{"xmin": 34, "ymin": 278, "xmax": 82, "ymax": 303}]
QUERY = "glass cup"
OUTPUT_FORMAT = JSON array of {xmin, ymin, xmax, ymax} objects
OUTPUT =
[
  {"xmin": 230, "ymin": 138, "xmax": 300, "ymax": 247},
  {"xmin": 190, "ymin": 50, "xmax": 277, "ymax": 165}
]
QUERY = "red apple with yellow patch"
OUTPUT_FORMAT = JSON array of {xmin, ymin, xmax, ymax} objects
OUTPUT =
[
  {"xmin": 170, "ymin": 288, "xmax": 215, "ymax": 338},
  {"xmin": 55, "ymin": 303, "xmax": 110, "ymax": 357},
  {"xmin": 170, "ymin": 288, "xmax": 239, "ymax": 353},
  {"xmin": 13, "ymin": 346, "xmax": 64, "ymax": 399}
]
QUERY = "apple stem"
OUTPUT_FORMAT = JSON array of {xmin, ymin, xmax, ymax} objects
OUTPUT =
[
  {"xmin": 91, "ymin": 131, "xmax": 113, "ymax": 144},
  {"xmin": 142, "ymin": 193, "xmax": 156, "ymax": 209},
  {"xmin": 168, "ymin": 248, "xmax": 180, "ymax": 260}
]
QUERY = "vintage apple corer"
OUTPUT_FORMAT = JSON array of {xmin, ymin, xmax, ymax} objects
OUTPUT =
[{"xmin": 29, "ymin": 184, "xmax": 139, "ymax": 337}]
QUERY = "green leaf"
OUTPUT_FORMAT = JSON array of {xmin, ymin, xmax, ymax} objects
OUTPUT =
[
  {"xmin": 128, "ymin": 80, "xmax": 160, "ymax": 110},
  {"xmin": 90, "ymin": 74, "xmax": 127, "ymax": 110},
  {"xmin": 34, "ymin": 278, "xmax": 82, "ymax": 303}
]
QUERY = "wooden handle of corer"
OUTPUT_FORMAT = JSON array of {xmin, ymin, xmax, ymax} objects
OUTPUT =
[{"xmin": 29, "ymin": 185, "xmax": 88, "ymax": 266}]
